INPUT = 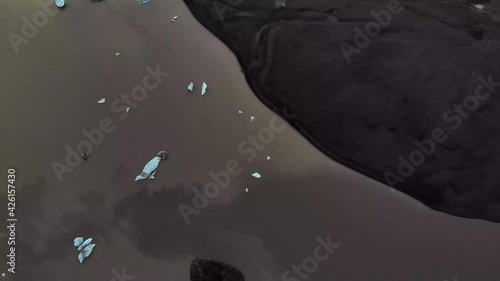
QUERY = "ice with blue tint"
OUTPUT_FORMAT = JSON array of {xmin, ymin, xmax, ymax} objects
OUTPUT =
[
  {"xmin": 135, "ymin": 152, "xmax": 168, "ymax": 181},
  {"xmin": 55, "ymin": 0, "xmax": 65, "ymax": 8},
  {"xmin": 78, "ymin": 244, "xmax": 96, "ymax": 263},
  {"xmin": 201, "ymin": 82, "xmax": 207, "ymax": 96},
  {"xmin": 74, "ymin": 237, "xmax": 83, "ymax": 247},
  {"xmin": 139, "ymin": 0, "xmax": 150, "ymax": 5},
  {"xmin": 188, "ymin": 82, "xmax": 194, "ymax": 92},
  {"xmin": 98, "ymin": 98, "xmax": 106, "ymax": 104},
  {"xmin": 73, "ymin": 237, "xmax": 96, "ymax": 263},
  {"xmin": 77, "ymin": 238, "xmax": 93, "ymax": 251},
  {"xmin": 251, "ymin": 172, "xmax": 261, "ymax": 179}
]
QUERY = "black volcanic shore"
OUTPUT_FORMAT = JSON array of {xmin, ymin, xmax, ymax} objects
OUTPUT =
[{"xmin": 183, "ymin": 0, "xmax": 500, "ymax": 222}]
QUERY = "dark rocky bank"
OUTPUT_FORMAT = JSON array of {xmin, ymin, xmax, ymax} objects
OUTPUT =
[{"xmin": 183, "ymin": 0, "xmax": 500, "ymax": 222}]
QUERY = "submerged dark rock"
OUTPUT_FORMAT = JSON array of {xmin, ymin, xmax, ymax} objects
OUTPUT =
[
  {"xmin": 190, "ymin": 258, "xmax": 244, "ymax": 281},
  {"xmin": 183, "ymin": 0, "xmax": 500, "ymax": 222}
]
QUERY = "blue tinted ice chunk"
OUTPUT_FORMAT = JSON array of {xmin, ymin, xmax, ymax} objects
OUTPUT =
[
  {"xmin": 74, "ymin": 237, "xmax": 84, "ymax": 247},
  {"xmin": 98, "ymin": 98, "xmax": 106, "ymax": 104},
  {"xmin": 55, "ymin": 0, "xmax": 65, "ymax": 8},
  {"xmin": 78, "ymin": 244, "xmax": 95, "ymax": 263},
  {"xmin": 78, "ymin": 238, "xmax": 93, "ymax": 251},
  {"xmin": 251, "ymin": 172, "xmax": 261, "ymax": 179},
  {"xmin": 201, "ymin": 82, "xmax": 207, "ymax": 96},
  {"xmin": 135, "ymin": 151, "xmax": 168, "ymax": 181},
  {"xmin": 139, "ymin": 0, "xmax": 150, "ymax": 4},
  {"xmin": 188, "ymin": 82, "xmax": 194, "ymax": 92}
]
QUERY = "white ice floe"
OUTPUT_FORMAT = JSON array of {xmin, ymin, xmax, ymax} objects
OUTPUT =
[
  {"xmin": 98, "ymin": 98, "xmax": 106, "ymax": 104},
  {"xmin": 55, "ymin": 0, "xmax": 65, "ymax": 8},
  {"xmin": 474, "ymin": 4, "xmax": 484, "ymax": 9},
  {"xmin": 135, "ymin": 151, "xmax": 169, "ymax": 181},
  {"xmin": 126, "ymin": 107, "xmax": 130, "ymax": 112},
  {"xmin": 115, "ymin": 53, "xmax": 120, "ymax": 56},
  {"xmin": 250, "ymin": 116, "xmax": 255, "ymax": 121},
  {"xmin": 245, "ymin": 188, "xmax": 249, "ymax": 192},
  {"xmin": 238, "ymin": 110, "xmax": 243, "ymax": 114},
  {"xmin": 188, "ymin": 82, "xmax": 194, "ymax": 92},
  {"xmin": 201, "ymin": 82, "xmax": 208, "ymax": 95},
  {"xmin": 251, "ymin": 172, "xmax": 261, "ymax": 179},
  {"xmin": 171, "ymin": 16, "xmax": 178, "ymax": 22},
  {"xmin": 266, "ymin": 156, "xmax": 271, "ymax": 160}
]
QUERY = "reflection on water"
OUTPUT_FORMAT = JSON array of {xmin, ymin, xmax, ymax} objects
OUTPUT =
[{"xmin": 0, "ymin": 0, "xmax": 500, "ymax": 281}]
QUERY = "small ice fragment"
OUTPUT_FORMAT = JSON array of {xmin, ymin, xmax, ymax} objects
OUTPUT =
[
  {"xmin": 201, "ymin": 82, "xmax": 208, "ymax": 95},
  {"xmin": 1, "ymin": 273, "xmax": 5, "ymax": 277},
  {"xmin": 126, "ymin": 107, "xmax": 130, "ymax": 112},
  {"xmin": 55, "ymin": 0, "xmax": 65, "ymax": 8},
  {"xmin": 98, "ymin": 98, "xmax": 106, "ymax": 104},
  {"xmin": 251, "ymin": 172, "xmax": 261, "ymax": 179},
  {"xmin": 171, "ymin": 16, "xmax": 178, "ymax": 22},
  {"xmin": 238, "ymin": 110, "xmax": 243, "ymax": 114},
  {"xmin": 78, "ymin": 244, "xmax": 95, "ymax": 263},
  {"xmin": 139, "ymin": 0, "xmax": 150, "ymax": 4},
  {"xmin": 135, "ymin": 151, "xmax": 169, "ymax": 181},
  {"xmin": 188, "ymin": 82, "xmax": 194, "ymax": 92},
  {"xmin": 266, "ymin": 156, "xmax": 271, "ymax": 160},
  {"xmin": 115, "ymin": 52, "xmax": 120, "ymax": 56},
  {"xmin": 250, "ymin": 116, "xmax": 255, "ymax": 121},
  {"xmin": 245, "ymin": 188, "xmax": 249, "ymax": 192},
  {"xmin": 74, "ymin": 237, "xmax": 84, "ymax": 247},
  {"xmin": 474, "ymin": 4, "xmax": 484, "ymax": 9},
  {"xmin": 77, "ymin": 238, "xmax": 93, "ymax": 251}
]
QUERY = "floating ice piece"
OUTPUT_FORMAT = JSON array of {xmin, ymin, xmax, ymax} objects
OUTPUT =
[
  {"xmin": 77, "ymin": 238, "xmax": 93, "ymax": 251},
  {"xmin": 245, "ymin": 188, "xmax": 249, "ymax": 192},
  {"xmin": 78, "ymin": 244, "xmax": 95, "ymax": 264},
  {"xmin": 138, "ymin": 0, "xmax": 150, "ymax": 4},
  {"xmin": 115, "ymin": 52, "xmax": 120, "ymax": 56},
  {"xmin": 126, "ymin": 107, "xmax": 130, "ymax": 112},
  {"xmin": 201, "ymin": 82, "xmax": 208, "ymax": 96},
  {"xmin": 188, "ymin": 82, "xmax": 194, "ymax": 92},
  {"xmin": 1, "ymin": 273, "xmax": 5, "ymax": 277},
  {"xmin": 74, "ymin": 237, "xmax": 84, "ymax": 247},
  {"xmin": 135, "ymin": 151, "xmax": 168, "ymax": 181},
  {"xmin": 171, "ymin": 16, "xmax": 178, "ymax": 22},
  {"xmin": 266, "ymin": 156, "xmax": 271, "ymax": 160},
  {"xmin": 238, "ymin": 110, "xmax": 243, "ymax": 114},
  {"xmin": 74, "ymin": 237, "xmax": 96, "ymax": 263},
  {"xmin": 55, "ymin": 0, "xmax": 65, "ymax": 8},
  {"xmin": 98, "ymin": 98, "xmax": 106, "ymax": 104},
  {"xmin": 250, "ymin": 116, "xmax": 255, "ymax": 121},
  {"xmin": 474, "ymin": 4, "xmax": 484, "ymax": 9},
  {"xmin": 251, "ymin": 172, "xmax": 261, "ymax": 179}
]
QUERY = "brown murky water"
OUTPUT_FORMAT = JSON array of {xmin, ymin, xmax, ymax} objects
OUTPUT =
[{"xmin": 1, "ymin": 0, "xmax": 500, "ymax": 280}]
